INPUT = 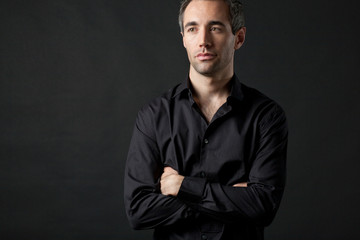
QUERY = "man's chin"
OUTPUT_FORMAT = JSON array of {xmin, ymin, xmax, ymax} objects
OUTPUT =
[{"xmin": 192, "ymin": 65, "xmax": 217, "ymax": 76}]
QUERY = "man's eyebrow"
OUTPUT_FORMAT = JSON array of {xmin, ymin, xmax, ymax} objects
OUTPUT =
[
  {"xmin": 184, "ymin": 21, "xmax": 198, "ymax": 28},
  {"xmin": 184, "ymin": 21, "xmax": 226, "ymax": 28},
  {"xmin": 209, "ymin": 21, "xmax": 226, "ymax": 27}
]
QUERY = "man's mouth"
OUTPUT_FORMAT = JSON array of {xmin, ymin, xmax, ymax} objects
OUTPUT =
[{"xmin": 196, "ymin": 53, "xmax": 216, "ymax": 61}]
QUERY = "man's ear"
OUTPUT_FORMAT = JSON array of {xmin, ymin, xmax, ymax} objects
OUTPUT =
[
  {"xmin": 181, "ymin": 32, "xmax": 186, "ymax": 48},
  {"xmin": 234, "ymin": 27, "xmax": 246, "ymax": 50}
]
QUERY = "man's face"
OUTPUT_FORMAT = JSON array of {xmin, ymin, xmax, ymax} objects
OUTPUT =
[{"xmin": 182, "ymin": 0, "xmax": 245, "ymax": 77}]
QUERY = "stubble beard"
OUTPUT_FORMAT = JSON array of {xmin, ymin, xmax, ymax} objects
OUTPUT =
[
  {"xmin": 191, "ymin": 56, "xmax": 234, "ymax": 77},
  {"xmin": 191, "ymin": 59, "xmax": 221, "ymax": 76}
]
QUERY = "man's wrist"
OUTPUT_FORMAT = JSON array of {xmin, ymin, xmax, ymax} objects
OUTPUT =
[
  {"xmin": 177, "ymin": 176, "xmax": 206, "ymax": 203},
  {"xmin": 173, "ymin": 175, "xmax": 185, "ymax": 196}
]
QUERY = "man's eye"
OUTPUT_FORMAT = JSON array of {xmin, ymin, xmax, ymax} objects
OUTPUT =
[
  {"xmin": 187, "ymin": 27, "xmax": 195, "ymax": 32},
  {"xmin": 210, "ymin": 27, "xmax": 220, "ymax": 31}
]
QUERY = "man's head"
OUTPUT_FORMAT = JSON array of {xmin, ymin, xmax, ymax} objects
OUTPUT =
[
  {"xmin": 179, "ymin": 0, "xmax": 246, "ymax": 78},
  {"xmin": 179, "ymin": 0, "xmax": 245, "ymax": 35}
]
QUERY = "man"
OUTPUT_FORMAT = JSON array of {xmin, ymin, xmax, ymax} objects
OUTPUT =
[{"xmin": 124, "ymin": 0, "xmax": 288, "ymax": 239}]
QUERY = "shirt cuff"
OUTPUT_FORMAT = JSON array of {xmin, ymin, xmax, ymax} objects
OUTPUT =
[{"xmin": 177, "ymin": 176, "xmax": 206, "ymax": 203}]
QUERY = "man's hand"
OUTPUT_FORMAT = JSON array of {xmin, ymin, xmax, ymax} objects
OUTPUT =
[
  {"xmin": 160, "ymin": 167, "xmax": 184, "ymax": 196},
  {"xmin": 233, "ymin": 182, "xmax": 248, "ymax": 187}
]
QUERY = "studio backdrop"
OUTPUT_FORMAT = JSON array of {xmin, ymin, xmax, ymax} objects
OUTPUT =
[{"xmin": 1, "ymin": 0, "xmax": 359, "ymax": 239}]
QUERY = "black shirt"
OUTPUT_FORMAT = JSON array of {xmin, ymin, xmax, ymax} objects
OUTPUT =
[{"xmin": 124, "ymin": 75, "xmax": 288, "ymax": 240}]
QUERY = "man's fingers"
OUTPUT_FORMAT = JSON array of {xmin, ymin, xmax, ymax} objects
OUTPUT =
[
  {"xmin": 233, "ymin": 182, "xmax": 248, "ymax": 187},
  {"xmin": 160, "ymin": 174, "xmax": 184, "ymax": 196},
  {"xmin": 161, "ymin": 166, "xmax": 178, "ymax": 179},
  {"xmin": 164, "ymin": 166, "xmax": 178, "ymax": 174}
]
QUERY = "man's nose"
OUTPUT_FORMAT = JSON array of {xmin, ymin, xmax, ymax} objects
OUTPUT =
[{"xmin": 199, "ymin": 28, "xmax": 212, "ymax": 48}]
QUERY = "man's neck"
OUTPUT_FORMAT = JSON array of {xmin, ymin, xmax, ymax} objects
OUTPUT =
[
  {"xmin": 188, "ymin": 68, "xmax": 233, "ymax": 123},
  {"xmin": 189, "ymin": 69, "xmax": 233, "ymax": 101}
]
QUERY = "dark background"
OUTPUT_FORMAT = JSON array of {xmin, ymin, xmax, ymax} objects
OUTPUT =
[{"xmin": 1, "ymin": 0, "xmax": 359, "ymax": 239}]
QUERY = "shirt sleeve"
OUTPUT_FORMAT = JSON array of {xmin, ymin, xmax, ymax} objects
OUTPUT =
[
  {"xmin": 177, "ymin": 103, "xmax": 288, "ymax": 226},
  {"xmin": 124, "ymin": 110, "xmax": 196, "ymax": 230}
]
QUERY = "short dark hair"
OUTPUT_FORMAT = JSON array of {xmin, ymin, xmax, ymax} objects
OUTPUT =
[{"xmin": 178, "ymin": 0, "xmax": 245, "ymax": 35}]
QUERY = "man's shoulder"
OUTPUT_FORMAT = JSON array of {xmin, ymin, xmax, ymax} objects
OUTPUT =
[
  {"xmin": 238, "ymin": 83, "xmax": 274, "ymax": 106},
  {"xmin": 134, "ymin": 83, "xmax": 184, "ymax": 138},
  {"xmin": 137, "ymin": 83, "xmax": 184, "ymax": 117},
  {"xmin": 238, "ymin": 82, "xmax": 286, "ymax": 118}
]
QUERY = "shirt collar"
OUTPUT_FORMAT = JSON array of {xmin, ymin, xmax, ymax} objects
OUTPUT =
[
  {"xmin": 173, "ymin": 76, "xmax": 190, "ymax": 98},
  {"xmin": 228, "ymin": 74, "xmax": 244, "ymax": 102},
  {"xmin": 173, "ymin": 74, "xmax": 244, "ymax": 103}
]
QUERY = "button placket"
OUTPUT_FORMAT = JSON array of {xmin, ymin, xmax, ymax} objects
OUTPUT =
[{"xmin": 200, "ymin": 137, "xmax": 208, "ymax": 178}]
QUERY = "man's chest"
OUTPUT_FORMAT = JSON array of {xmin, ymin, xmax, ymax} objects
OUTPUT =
[{"xmin": 156, "ymin": 104, "xmax": 258, "ymax": 184}]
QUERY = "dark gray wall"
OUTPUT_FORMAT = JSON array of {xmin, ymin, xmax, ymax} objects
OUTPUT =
[{"xmin": 1, "ymin": 0, "xmax": 359, "ymax": 239}]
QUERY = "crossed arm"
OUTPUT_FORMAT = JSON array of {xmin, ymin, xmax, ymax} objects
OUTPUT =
[
  {"xmin": 124, "ymin": 125, "xmax": 259, "ymax": 230},
  {"xmin": 160, "ymin": 166, "xmax": 247, "ymax": 197},
  {"xmin": 125, "ymin": 104, "xmax": 287, "ymax": 229}
]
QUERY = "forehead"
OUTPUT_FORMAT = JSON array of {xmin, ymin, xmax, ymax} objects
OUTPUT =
[{"xmin": 183, "ymin": 0, "xmax": 231, "ymax": 25}]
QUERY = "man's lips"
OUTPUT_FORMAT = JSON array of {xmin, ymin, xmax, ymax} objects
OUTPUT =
[{"xmin": 196, "ymin": 53, "xmax": 216, "ymax": 61}]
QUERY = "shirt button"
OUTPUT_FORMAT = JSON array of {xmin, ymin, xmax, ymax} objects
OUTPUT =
[
  {"xmin": 201, "ymin": 234, "xmax": 208, "ymax": 240},
  {"xmin": 204, "ymin": 138, "xmax": 209, "ymax": 144}
]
